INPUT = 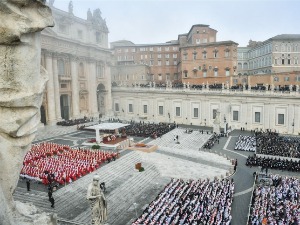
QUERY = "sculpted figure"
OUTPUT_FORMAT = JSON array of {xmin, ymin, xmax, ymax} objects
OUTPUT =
[
  {"xmin": 68, "ymin": 1, "xmax": 73, "ymax": 14},
  {"xmin": 87, "ymin": 8, "xmax": 93, "ymax": 21},
  {"xmin": 0, "ymin": 1, "xmax": 54, "ymax": 224},
  {"xmin": 87, "ymin": 175, "xmax": 108, "ymax": 225}
]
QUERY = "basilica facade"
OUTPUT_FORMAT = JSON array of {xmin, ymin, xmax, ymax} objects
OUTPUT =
[{"xmin": 40, "ymin": 3, "xmax": 112, "ymax": 125}]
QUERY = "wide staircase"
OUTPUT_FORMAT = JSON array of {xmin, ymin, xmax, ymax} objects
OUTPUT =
[{"xmin": 13, "ymin": 151, "xmax": 163, "ymax": 225}]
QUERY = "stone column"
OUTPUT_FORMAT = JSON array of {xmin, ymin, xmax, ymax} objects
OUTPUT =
[
  {"xmin": 52, "ymin": 54, "xmax": 62, "ymax": 120},
  {"xmin": 70, "ymin": 57, "xmax": 80, "ymax": 119},
  {"xmin": 105, "ymin": 62, "xmax": 113, "ymax": 115},
  {"xmin": 44, "ymin": 52, "xmax": 56, "ymax": 125},
  {"xmin": 88, "ymin": 60, "xmax": 98, "ymax": 117}
]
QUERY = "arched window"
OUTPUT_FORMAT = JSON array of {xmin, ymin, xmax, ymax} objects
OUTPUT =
[
  {"xmin": 58, "ymin": 59, "xmax": 65, "ymax": 76},
  {"xmin": 243, "ymin": 62, "xmax": 248, "ymax": 69}
]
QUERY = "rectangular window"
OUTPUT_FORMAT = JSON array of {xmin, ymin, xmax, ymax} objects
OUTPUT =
[
  {"xmin": 225, "ymin": 70, "xmax": 230, "ymax": 76},
  {"xmin": 288, "ymin": 59, "xmax": 291, "ymax": 65},
  {"xmin": 149, "ymin": 47, "xmax": 153, "ymax": 51},
  {"xmin": 173, "ymin": 46, "xmax": 178, "ymax": 51},
  {"xmin": 159, "ymin": 106, "xmax": 163, "ymax": 115},
  {"xmin": 128, "ymin": 104, "xmax": 133, "ymax": 113},
  {"xmin": 158, "ymin": 54, "xmax": 161, "ymax": 58},
  {"xmin": 282, "ymin": 59, "xmax": 285, "ymax": 65},
  {"xmin": 173, "ymin": 60, "xmax": 177, "ymax": 65},
  {"xmin": 150, "ymin": 60, "xmax": 153, "ymax": 66},
  {"xmin": 203, "ymin": 53, "xmax": 207, "ymax": 59},
  {"xmin": 196, "ymin": 39, "xmax": 200, "ymax": 44},
  {"xmin": 165, "ymin": 54, "xmax": 169, "ymax": 58},
  {"xmin": 214, "ymin": 71, "xmax": 218, "ymax": 76},
  {"xmin": 166, "ymin": 73, "xmax": 170, "ymax": 80},
  {"xmin": 233, "ymin": 111, "xmax": 239, "ymax": 121},
  {"xmin": 157, "ymin": 47, "xmax": 161, "ymax": 51},
  {"xmin": 278, "ymin": 114, "xmax": 284, "ymax": 125},
  {"xmin": 225, "ymin": 51, "xmax": 230, "ymax": 57},
  {"xmin": 193, "ymin": 54, "xmax": 197, "ymax": 60},
  {"xmin": 140, "ymin": 48, "xmax": 145, "ymax": 52},
  {"xmin": 176, "ymin": 107, "xmax": 181, "ymax": 117},
  {"xmin": 166, "ymin": 60, "xmax": 169, "ymax": 66},
  {"xmin": 203, "ymin": 71, "xmax": 207, "ymax": 77},
  {"xmin": 284, "ymin": 76, "xmax": 290, "ymax": 81},
  {"xmin": 255, "ymin": 112, "xmax": 260, "ymax": 123},
  {"xmin": 173, "ymin": 54, "xmax": 177, "ymax": 58},
  {"xmin": 158, "ymin": 74, "xmax": 162, "ymax": 80},
  {"xmin": 165, "ymin": 47, "xmax": 169, "ymax": 51},
  {"xmin": 158, "ymin": 60, "xmax": 161, "ymax": 66},
  {"xmin": 183, "ymin": 55, "xmax": 187, "ymax": 60},
  {"xmin": 193, "ymin": 108, "xmax": 199, "ymax": 118},
  {"xmin": 213, "ymin": 109, "xmax": 217, "ymax": 119},
  {"xmin": 115, "ymin": 103, "xmax": 119, "ymax": 112},
  {"xmin": 143, "ymin": 105, "xmax": 147, "ymax": 114},
  {"xmin": 131, "ymin": 48, "xmax": 136, "ymax": 52},
  {"xmin": 60, "ymin": 83, "xmax": 67, "ymax": 88},
  {"xmin": 296, "ymin": 76, "xmax": 300, "ymax": 81}
]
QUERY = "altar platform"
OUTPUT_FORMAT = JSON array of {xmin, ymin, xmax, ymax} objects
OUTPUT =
[{"xmin": 127, "ymin": 143, "xmax": 158, "ymax": 153}]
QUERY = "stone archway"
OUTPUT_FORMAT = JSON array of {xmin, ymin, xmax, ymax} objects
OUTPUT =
[{"xmin": 97, "ymin": 83, "xmax": 106, "ymax": 115}]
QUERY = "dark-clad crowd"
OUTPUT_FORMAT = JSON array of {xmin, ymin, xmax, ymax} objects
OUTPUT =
[
  {"xmin": 125, "ymin": 121, "xmax": 176, "ymax": 138},
  {"xmin": 256, "ymin": 131, "xmax": 300, "ymax": 158},
  {"xmin": 203, "ymin": 134, "xmax": 219, "ymax": 149},
  {"xmin": 248, "ymin": 175, "xmax": 300, "ymax": 225},
  {"xmin": 57, "ymin": 116, "xmax": 92, "ymax": 126},
  {"xmin": 132, "ymin": 178, "xmax": 234, "ymax": 225},
  {"xmin": 246, "ymin": 155, "xmax": 300, "ymax": 172}
]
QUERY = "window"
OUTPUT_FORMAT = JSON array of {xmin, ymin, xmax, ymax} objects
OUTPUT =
[
  {"xmin": 115, "ymin": 103, "xmax": 119, "ymax": 112},
  {"xmin": 202, "ymin": 52, "xmax": 207, "ymax": 59},
  {"xmin": 184, "ymin": 71, "xmax": 188, "ymax": 78},
  {"xmin": 150, "ymin": 60, "xmax": 154, "ymax": 66},
  {"xmin": 213, "ymin": 109, "xmax": 217, "ymax": 119},
  {"xmin": 284, "ymin": 76, "xmax": 290, "ymax": 81},
  {"xmin": 158, "ymin": 74, "xmax": 162, "ymax": 80},
  {"xmin": 296, "ymin": 76, "xmax": 300, "ymax": 81},
  {"xmin": 95, "ymin": 32, "xmax": 101, "ymax": 43},
  {"xmin": 143, "ymin": 105, "xmax": 147, "ymax": 114},
  {"xmin": 149, "ymin": 47, "xmax": 153, "ymax": 51},
  {"xmin": 128, "ymin": 104, "xmax": 133, "ymax": 113},
  {"xmin": 141, "ymin": 55, "xmax": 143, "ymax": 60},
  {"xmin": 158, "ymin": 60, "xmax": 161, "ymax": 66},
  {"xmin": 203, "ymin": 71, "xmax": 207, "ymax": 77},
  {"xmin": 77, "ymin": 30, "xmax": 83, "ymax": 39},
  {"xmin": 58, "ymin": 59, "xmax": 65, "ymax": 76},
  {"xmin": 255, "ymin": 112, "xmax": 260, "ymax": 123},
  {"xmin": 157, "ymin": 47, "xmax": 161, "ymax": 51},
  {"xmin": 173, "ymin": 46, "xmax": 178, "ymax": 51},
  {"xmin": 214, "ymin": 51, "xmax": 218, "ymax": 58},
  {"xmin": 196, "ymin": 39, "xmax": 200, "ymax": 44},
  {"xmin": 278, "ymin": 114, "xmax": 284, "ymax": 125},
  {"xmin": 173, "ymin": 54, "xmax": 177, "ymax": 58},
  {"xmin": 225, "ymin": 70, "xmax": 230, "ymax": 76},
  {"xmin": 193, "ymin": 53, "xmax": 197, "ymax": 60},
  {"xmin": 225, "ymin": 51, "xmax": 230, "ymax": 57},
  {"xmin": 165, "ymin": 54, "xmax": 169, "ymax": 58},
  {"xmin": 288, "ymin": 59, "xmax": 291, "ymax": 65},
  {"xmin": 166, "ymin": 60, "xmax": 169, "ymax": 66},
  {"xmin": 96, "ymin": 65, "xmax": 103, "ymax": 78},
  {"xmin": 131, "ymin": 48, "xmax": 136, "ymax": 52},
  {"xmin": 159, "ymin": 106, "xmax": 164, "ymax": 115},
  {"xmin": 214, "ymin": 70, "xmax": 218, "ymax": 76},
  {"xmin": 165, "ymin": 47, "xmax": 169, "ymax": 51},
  {"xmin": 166, "ymin": 73, "xmax": 170, "ymax": 80},
  {"xmin": 274, "ymin": 77, "xmax": 279, "ymax": 82},
  {"xmin": 193, "ymin": 108, "xmax": 199, "ymax": 118},
  {"xmin": 233, "ymin": 111, "xmax": 239, "ymax": 121},
  {"xmin": 282, "ymin": 59, "xmax": 285, "ymax": 65},
  {"xmin": 60, "ymin": 83, "xmax": 67, "ymax": 88},
  {"xmin": 173, "ymin": 60, "xmax": 177, "ymax": 65},
  {"xmin": 158, "ymin": 54, "xmax": 161, "ymax": 59},
  {"xmin": 140, "ymin": 48, "xmax": 145, "ymax": 52},
  {"xmin": 183, "ymin": 54, "xmax": 187, "ymax": 60},
  {"xmin": 175, "ymin": 107, "xmax": 181, "ymax": 117}
]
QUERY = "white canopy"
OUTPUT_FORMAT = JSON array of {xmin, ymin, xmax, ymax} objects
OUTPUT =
[
  {"xmin": 87, "ymin": 123, "xmax": 130, "ymax": 143},
  {"xmin": 87, "ymin": 122, "xmax": 130, "ymax": 130}
]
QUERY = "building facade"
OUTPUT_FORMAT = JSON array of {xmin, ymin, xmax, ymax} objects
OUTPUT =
[
  {"xmin": 111, "ymin": 24, "xmax": 237, "ymax": 86},
  {"xmin": 112, "ymin": 86, "xmax": 300, "ymax": 135},
  {"xmin": 41, "ymin": 2, "xmax": 112, "ymax": 124}
]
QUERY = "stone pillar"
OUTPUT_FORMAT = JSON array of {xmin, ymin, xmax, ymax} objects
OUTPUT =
[
  {"xmin": 45, "ymin": 52, "xmax": 56, "ymax": 125},
  {"xmin": 88, "ymin": 60, "xmax": 98, "ymax": 116},
  {"xmin": 70, "ymin": 57, "xmax": 80, "ymax": 118},
  {"xmin": 52, "ymin": 55, "xmax": 62, "ymax": 120},
  {"xmin": 104, "ymin": 62, "xmax": 113, "ymax": 115}
]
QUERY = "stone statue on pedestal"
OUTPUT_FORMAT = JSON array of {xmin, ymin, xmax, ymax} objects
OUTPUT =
[
  {"xmin": 213, "ymin": 110, "xmax": 221, "ymax": 134},
  {"xmin": 87, "ymin": 8, "xmax": 93, "ymax": 21},
  {"xmin": 87, "ymin": 175, "xmax": 108, "ymax": 225},
  {"xmin": 0, "ymin": 1, "xmax": 54, "ymax": 224},
  {"xmin": 68, "ymin": 1, "xmax": 73, "ymax": 14}
]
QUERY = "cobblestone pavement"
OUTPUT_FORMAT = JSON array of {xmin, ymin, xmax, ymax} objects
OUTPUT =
[{"xmin": 16, "ymin": 124, "xmax": 300, "ymax": 225}]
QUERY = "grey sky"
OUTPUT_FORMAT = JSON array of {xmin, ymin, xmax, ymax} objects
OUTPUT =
[{"xmin": 53, "ymin": 0, "xmax": 299, "ymax": 47}]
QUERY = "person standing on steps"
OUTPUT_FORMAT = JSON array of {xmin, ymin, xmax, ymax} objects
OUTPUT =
[{"xmin": 26, "ymin": 179, "xmax": 30, "ymax": 191}]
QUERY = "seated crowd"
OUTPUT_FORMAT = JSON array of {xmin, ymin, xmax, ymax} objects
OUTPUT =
[
  {"xmin": 256, "ymin": 131, "xmax": 300, "ymax": 158},
  {"xmin": 248, "ymin": 175, "xmax": 300, "ymax": 225},
  {"xmin": 57, "ymin": 116, "xmax": 92, "ymax": 126},
  {"xmin": 246, "ymin": 155, "xmax": 300, "ymax": 172},
  {"xmin": 203, "ymin": 134, "xmax": 219, "ymax": 149},
  {"xmin": 20, "ymin": 142, "xmax": 118, "ymax": 185},
  {"xmin": 234, "ymin": 135, "xmax": 256, "ymax": 152},
  {"xmin": 132, "ymin": 178, "xmax": 234, "ymax": 225},
  {"xmin": 126, "ymin": 121, "xmax": 176, "ymax": 138}
]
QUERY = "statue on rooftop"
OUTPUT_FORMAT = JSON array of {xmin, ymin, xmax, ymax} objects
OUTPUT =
[
  {"xmin": 87, "ymin": 8, "xmax": 93, "ymax": 21},
  {"xmin": 49, "ymin": 0, "xmax": 54, "ymax": 6},
  {"xmin": 68, "ymin": 1, "xmax": 73, "ymax": 14},
  {"xmin": 87, "ymin": 175, "xmax": 107, "ymax": 225},
  {"xmin": 0, "ymin": 0, "xmax": 54, "ymax": 224}
]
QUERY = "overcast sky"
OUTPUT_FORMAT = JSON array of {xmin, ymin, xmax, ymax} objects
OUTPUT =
[{"xmin": 52, "ymin": 0, "xmax": 299, "ymax": 47}]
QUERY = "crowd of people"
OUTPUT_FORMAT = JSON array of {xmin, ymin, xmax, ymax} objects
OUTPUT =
[
  {"xmin": 246, "ymin": 155, "xmax": 300, "ymax": 172},
  {"xmin": 203, "ymin": 134, "xmax": 219, "ymax": 149},
  {"xmin": 57, "ymin": 116, "xmax": 92, "ymax": 126},
  {"xmin": 248, "ymin": 175, "xmax": 300, "ymax": 225},
  {"xmin": 20, "ymin": 142, "xmax": 118, "ymax": 185},
  {"xmin": 125, "ymin": 121, "xmax": 176, "ymax": 138},
  {"xmin": 234, "ymin": 135, "xmax": 256, "ymax": 152},
  {"xmin": 256, "ymin": 131, "xmax": 300, "ymax": 158},
  {"xmin": 132, "ymin": 178, "xmax": 234, "ymax": 225}
]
